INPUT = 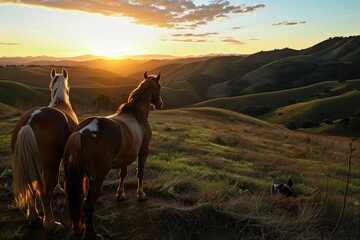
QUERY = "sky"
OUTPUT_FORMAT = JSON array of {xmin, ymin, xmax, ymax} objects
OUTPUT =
[{"xmin": 0, "ymin": 0, "xmax": 359, "ymax": 58}]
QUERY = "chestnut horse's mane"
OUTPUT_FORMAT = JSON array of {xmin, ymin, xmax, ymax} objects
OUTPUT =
[{"xmin": 116, "ymin": 77, "xmax": 156, "ymax": 115}]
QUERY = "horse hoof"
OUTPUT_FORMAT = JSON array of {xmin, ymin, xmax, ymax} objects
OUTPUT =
[
  {"xmin": 137, "ymin": 192, "xmax": 147, "ymax": 201},
  {"xmin": 28, "ymin": 215, "xmax": 43, "ymax": 228},
  {"xmin": 116, "ymin": 192, "xmax": 126, "ymax": 201},
  {"xmin": 48, "ymin": 221, "xmax": 64, "ymax": 234},
  {"xmin": 96, "ymin": 234, "xmax": 105, "ymax": 240}
]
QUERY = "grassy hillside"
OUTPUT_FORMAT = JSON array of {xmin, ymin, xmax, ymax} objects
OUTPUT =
[
  {"xmin": 228, "ymin": 36, "xmax": 360, "ymax": 96},
  {"xmin": 194, "ymin": 80, "xmax": 360, "ymax": 113},
  {"xmin": 266, "ymin": 89, "xmax": 360, "ymax": 137},
  {"xmin": 193, "ymin": 80, "xmax": 360, "ymax": 137},
  {"xmin": 0, "ymin": 66, "xmax": 139, "ymax": 88},
  {"xmin": 311, "ymin": 36, "xmax": 360, "ymax": 61},
  {"xmin": 0, "ymin": 108, "xmax": 359, "ymax": 239},
  {"xmin": 162, "ymin": 56, "xmax": 242, "ymax": 83},
  {"xmin": 0, "ymin": 80, "xmax": 49, "ymax": 108}
]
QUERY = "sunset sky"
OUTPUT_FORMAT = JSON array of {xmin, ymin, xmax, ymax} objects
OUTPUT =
[{"xmin": 0, "ymin": 0, "xmax": 359, "ymax": 58}]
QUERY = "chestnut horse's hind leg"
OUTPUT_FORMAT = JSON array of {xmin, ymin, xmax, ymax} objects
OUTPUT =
[
  {"xmin": 136, "ymin": 148, "xmax": 148, "ymax": 200},
  {"xmin": 41, "ymin": 168, "xmax": 63, "ymax": 233},
  {"xmin": 84, "ymin": 178, "xmax": 104, "ymax": 240},
  {"xmin": 26, "ymin": 195, "xmax": 42, "ymax": 226},
  {"xmin": 116, "ymin": 167, "xmax": 127, "ymax": 201}
]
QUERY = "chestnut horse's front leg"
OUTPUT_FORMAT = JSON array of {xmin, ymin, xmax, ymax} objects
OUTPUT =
[
  {"xmin": 136, "ymin": 147, "xmax": 148, "ymax": 200},
  {"xmin": 116, "ymin": 167, "xmax": 127, "ymax": 201}
]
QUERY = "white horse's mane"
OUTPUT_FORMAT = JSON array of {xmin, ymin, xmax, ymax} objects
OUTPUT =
[{"xmin": 48, "ymin": 74, "xmax": 70, "ymax": 107}]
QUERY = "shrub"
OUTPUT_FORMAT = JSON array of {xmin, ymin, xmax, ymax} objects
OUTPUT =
[
  {"xmin": 340, "ymin": 118, "xmax": 350, "ymax": 125},
  {"xmin": 301, "ymin": 120, "xmax": 314, "ymax": 128},
  {"xmin": 240, "ymin": 105, "xmax": 269, "ymax": 117},
  {"xmin": 93, "ymin": 94, "xmax": 120, "ymax": 112},
  {"xmin": 323, "ymin": 119, "xmax": 333, "ymax": 124},
  {"xmin": 287, "ymin": 121, "xmax": 297, "ymax": 130}
]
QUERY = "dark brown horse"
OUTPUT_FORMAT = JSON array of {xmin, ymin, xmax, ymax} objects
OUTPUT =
[
  {"xmin": 64, "ymin": 72, "xmax": 162, "ymax": 239},
  {"xmin": 11, "ymin": 68, "xmax": 78, "ymax": 233}
]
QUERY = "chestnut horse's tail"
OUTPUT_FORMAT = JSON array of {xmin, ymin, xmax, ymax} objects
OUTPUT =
[
  {"xmin": 64, "ymin": 132, "xmax": 85, "ymax": 233},
  {"xmin": 12, "ymin": 125, "xmax": 44, "ymax": 208}
]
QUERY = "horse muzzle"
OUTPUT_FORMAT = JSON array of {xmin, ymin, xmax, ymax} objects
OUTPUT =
[{"xmin": 154, "ymin": 100, "xmax": 163, "ymax": 110}]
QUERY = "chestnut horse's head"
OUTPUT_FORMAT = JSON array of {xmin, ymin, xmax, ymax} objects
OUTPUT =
[{"xmin": 144, "ymin": 71, "xmax": 163, "ymax": 110}]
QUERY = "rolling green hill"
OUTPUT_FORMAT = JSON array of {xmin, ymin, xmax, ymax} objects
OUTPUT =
[
  {"xmin": 194, "ymin": 80, "xmax": 360, "ymax": 112},
  {"xmin": 0, "ymin": 80, "xmax": 49, "ymax": 107},
  {"xmin": 193, "ymin": 80, "xmax": 360, "ymax": 136},
  {"xmin": 265, "ymin": 89, "xmax": 360, "ymax": 136},
  {"xmin": 228, "ymin": 36, "xmax": 360, "ymax": 96},
  {"xmin": 0, "ymin": 66, "xmax": 140, "ymax": 88}
]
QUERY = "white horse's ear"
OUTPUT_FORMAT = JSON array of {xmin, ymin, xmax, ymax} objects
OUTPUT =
[
  {"xmin": 156, "ymin": 72, "xmax": 161, "ymax": 82},
  {"xmin": 62, "ymin": 68, "xmax": 68, "ymax": 79},
  {"xmin": 51, "ymin": 68, "xmax": 56, "ymax": 78},
  {"xmin": 144, "ymin": 71, "xmax": 148, "ymax": 79}
]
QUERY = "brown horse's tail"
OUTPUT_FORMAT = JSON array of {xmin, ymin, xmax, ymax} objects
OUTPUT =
[
  {"xmin": 12, "ymin": 125, "xmax": 44, "ymax": 208},
  {"xmin": 63, "ymin": 131, "xmax": 86, "ymax": 233}
]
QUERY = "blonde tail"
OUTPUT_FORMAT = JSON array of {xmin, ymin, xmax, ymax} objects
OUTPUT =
[{"xmin": 12, "ymin": 125, "xmax": 44, "ymax": 208}]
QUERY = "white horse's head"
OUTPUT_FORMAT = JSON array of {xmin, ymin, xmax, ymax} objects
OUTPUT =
[{"xmin": 49, "ymin": 68, "xmax": 70, "ymax": 107}]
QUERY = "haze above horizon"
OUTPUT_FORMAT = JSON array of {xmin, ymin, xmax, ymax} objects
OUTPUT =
[{"xmin": 1, "ymin": 0, "xmax": 359, "ymax": 58}]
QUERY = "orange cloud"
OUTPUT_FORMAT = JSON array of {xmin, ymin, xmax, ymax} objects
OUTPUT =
[{"xmin": 2, "ymin": 0, "xmax": 265, "ymax": 29}]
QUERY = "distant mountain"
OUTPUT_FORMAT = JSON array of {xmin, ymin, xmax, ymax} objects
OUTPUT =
[{"xmin": 0, "ymin": 54, "xmax": 101, "ymax": 65}]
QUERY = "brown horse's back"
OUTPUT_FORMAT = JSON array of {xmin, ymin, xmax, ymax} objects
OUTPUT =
[
  {"xmin": 71, "ymin": 117, "xmax": 122, "ymax": 178},
  {"xmin": 12, "ymin": 107, "xmax": 71, "ymax": 162}
]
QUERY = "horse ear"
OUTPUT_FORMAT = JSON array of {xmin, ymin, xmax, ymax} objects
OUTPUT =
[
  {"xmin": 144, "ymin": 71, "xmax": 148, "ymax": 79},
  {"xmin": 156, "ymin": 72, "xmax": 161, "ymax": 82},
  {"xmin": 62, "ymin": 68, "xmax": 68, "ymax": 79},
  {"xmin": 51, "ymin": 68, "xmax": 56, "ymax": 78}
]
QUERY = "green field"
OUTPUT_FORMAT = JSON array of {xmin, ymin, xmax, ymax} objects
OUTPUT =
[{"xmin": 0, "ymin": 108, "xmax": 359, "ymax": 239}]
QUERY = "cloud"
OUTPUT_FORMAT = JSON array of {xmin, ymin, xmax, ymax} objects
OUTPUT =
[
  {"xmin": 2, "ymin": 0, "xmax": 266, "ymax": 29},
  {"xmin": 164, "ymin": 38, "xmax": 208, "ymax": 43},
  {"xmin": 272, "ymin": 20, "xmax": 306, "ymax": 26},
  {"xmin": 232, "ymin": 27, "xmax": 242, "ymax": 30},
  {"xmin": 221, "ymin": 38, "xmax": 244, "ymax": 45},
  {"xmin": 0, "ymin": 42, "xmax": 21, "ymax": 45},
  {"xmin": 171, "ymin": 33, "xmax": 219, "ymax": 37},
  {"xmin": 160, "ymin": 32, "xmax": 218, "ymax": 43},
  {"xmin": 161, "ymin": 33, "xmax": 245, "ymax": 44}
]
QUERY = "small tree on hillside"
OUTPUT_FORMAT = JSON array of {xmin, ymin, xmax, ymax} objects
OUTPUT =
[{"xmin": 93, "ymin": 94, "xmax": 119, "ymax": 112}]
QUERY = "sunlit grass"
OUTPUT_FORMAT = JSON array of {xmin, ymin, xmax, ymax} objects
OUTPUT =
[{"xmin": 0, "ymin": 107, "xmax": 359, "ymax": 239}]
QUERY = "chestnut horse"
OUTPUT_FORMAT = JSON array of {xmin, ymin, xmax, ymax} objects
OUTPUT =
[
  {"xmin": 11, "ymin": 68, "xmax": 78, "ymax": 233},
  {"xmin": 64, "ymin": 72, "xmax": 162, "ymax": 239}
]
